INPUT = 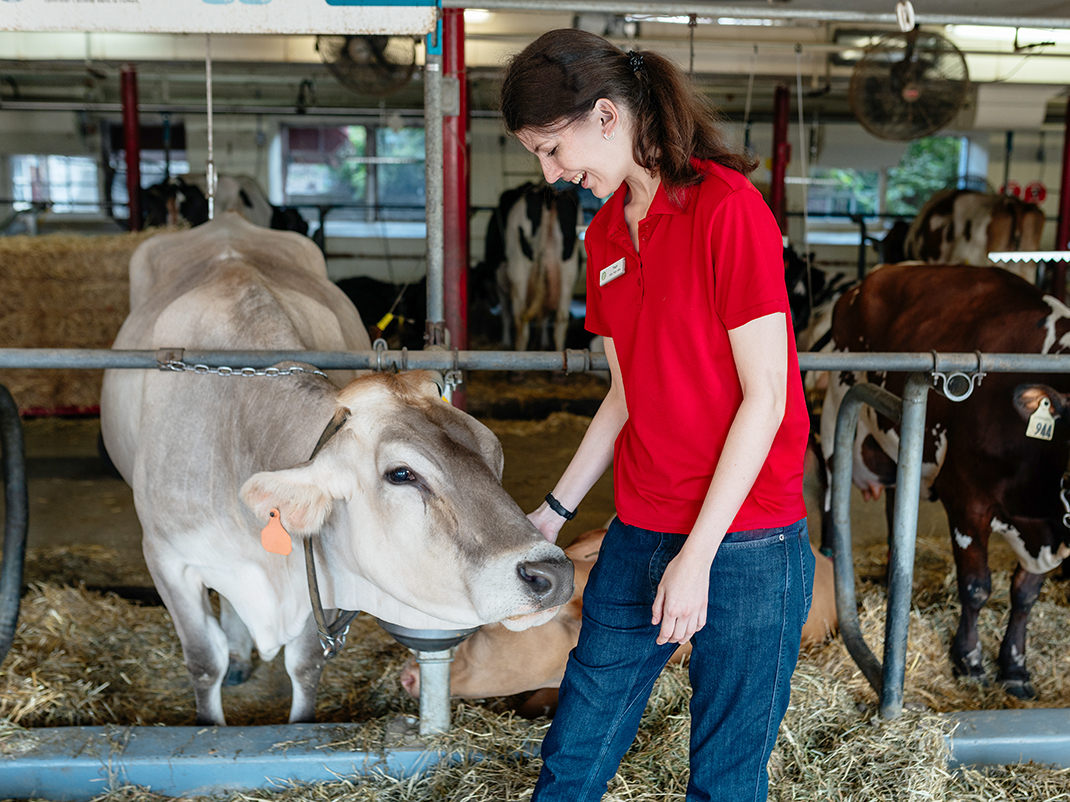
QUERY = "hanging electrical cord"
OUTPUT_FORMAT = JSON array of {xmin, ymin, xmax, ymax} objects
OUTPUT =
[
  {"xmin": 205, "ymin": 33, "xmax": 216, "ymax": 221},
  {"xmin": 742, "ymin": 45, "xmax": 757, "ymax": 152},
  {"xmin": 795, "ymin": 43, "xmax": 814, "ymax": 318},
  {"xmin": 688, "ymin": 14, "xmax": 697, "ymax": 78}
]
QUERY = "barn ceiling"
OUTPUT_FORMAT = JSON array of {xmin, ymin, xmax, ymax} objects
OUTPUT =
[{"xmin": 2, "ymin": 1, "xmax": 1070, "ymax": 124}]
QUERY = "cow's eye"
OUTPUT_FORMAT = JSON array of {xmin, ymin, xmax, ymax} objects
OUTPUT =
[{"xmin": 385, "ymin": 467, "xmax": 418, "ymax": 485}]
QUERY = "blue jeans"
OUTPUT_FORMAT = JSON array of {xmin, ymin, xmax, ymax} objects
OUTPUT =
[{"xmin": 532, "ymin": 517, "xmax": 814, "ymax": 802}]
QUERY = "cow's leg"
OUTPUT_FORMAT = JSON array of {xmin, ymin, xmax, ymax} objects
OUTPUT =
[
  {"xmin": 514, "ymin": 306, "xmax": 531, "ymax": 353},
  {"xmin": 553, "ymin": 304, "xmax": 569, "ymax": 353},
  {"xmin": 998, "ymin": 564, "xmax": 1045, "ymax": 700},
  {"xmin": 496, "ymin": 265, "xmax": 513, "ymax": 348},
  {"xmin": 219, "ymin": 595, "xmax": 254, "ymax": 686},
  {"xmin": 146, "ymin": 542, "xmax": 230, "ymax": 725},
  {"xmin": 946, "ymin": 507, "xmax": 992, "ymax": 683},
  {"xmin": 285, "ymin": 612, "xmax": 329, "ymax": 723}
]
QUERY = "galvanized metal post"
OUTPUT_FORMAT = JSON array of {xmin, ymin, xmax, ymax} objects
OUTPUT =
[
  {"xmin": 424, "ymin": 22, "xmax": 445, "ymax": 331},
  {"xmin": 415, "ymin": 649, "xmax": 454, "ymax": 736},
  {"xmin": 879, "ymin": 372, "xmax": 930, "ymax": 719},
  {"xmin": 0, "ymin": 383, "xmax": 27, "ymax": 668},
  {"xmin": 442, "ymin": 7, "xmax": 468, "ymax": 408}
]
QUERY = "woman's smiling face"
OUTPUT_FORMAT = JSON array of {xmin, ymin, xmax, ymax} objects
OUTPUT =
[{"xmin": 516, "ymin": 101, "xmax": 628, "ymax": 199}]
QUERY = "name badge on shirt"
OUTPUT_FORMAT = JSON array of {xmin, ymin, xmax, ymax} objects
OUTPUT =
[{"xmin": 600, "ymin": 257, "xmax": 626, "ymax": 286}]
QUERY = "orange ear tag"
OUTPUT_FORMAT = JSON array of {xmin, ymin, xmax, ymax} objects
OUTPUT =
[{"xmin": 261, "ymin": 508, "xmax": 292, "ymax": 556}]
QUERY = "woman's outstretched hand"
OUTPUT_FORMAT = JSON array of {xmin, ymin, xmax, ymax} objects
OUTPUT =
[{"xmin": 527, "ymin": 503, "xmax": 564, "ymax": 544}]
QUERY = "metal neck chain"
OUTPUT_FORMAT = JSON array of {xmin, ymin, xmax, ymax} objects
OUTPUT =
[{"xmin": 160, "ymin": 360, "xmax": 328, "ymax": 380}]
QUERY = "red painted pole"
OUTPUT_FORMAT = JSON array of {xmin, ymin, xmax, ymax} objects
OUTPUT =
[
  {"xmin": 443, "ymin": 8, "xmax": 469, "ymax": 408},
  {"xmin": 1054, "ymin": 95, "xmax": 1070, "ymax": 300},
  {"xmin": 120, "ymin": 65, "xmax": 142, "ymax": 231},
  {"xmin": 770, "ymin": 84, "xmax": 791, "ymax": 235}
]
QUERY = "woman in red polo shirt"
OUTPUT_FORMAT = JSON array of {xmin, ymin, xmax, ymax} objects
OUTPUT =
[{"xmin": 500, "ymin": 28, "xmax": 814, "ymax": 802}]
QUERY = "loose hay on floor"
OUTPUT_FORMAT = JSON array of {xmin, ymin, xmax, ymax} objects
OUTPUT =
[{"xmin": 2, "ymin": 567, "xmax": 1068, "ymax": 801}]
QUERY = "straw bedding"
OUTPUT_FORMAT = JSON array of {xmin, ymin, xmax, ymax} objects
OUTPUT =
[{"xmin": 1, "ymin": 529, "xmax": 1068, "ymax": 801}]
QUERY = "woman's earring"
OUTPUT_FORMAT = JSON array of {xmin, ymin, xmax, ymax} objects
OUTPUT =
[{"xmin": 604, "ymin": 130, "xmax": 615, "ymax": 141}]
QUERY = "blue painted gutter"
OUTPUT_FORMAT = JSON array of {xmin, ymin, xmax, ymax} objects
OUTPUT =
[
  {"xmin": 0, "ymin": 722, "xmax": 446, "ymax": 801},
  {"xmin": 946, "ymin": 709, "xmax": 1070, "ymax": 769},
  {"xmin": 3, "ymin": 711, "xmax": 1069, "ymax": 799}
]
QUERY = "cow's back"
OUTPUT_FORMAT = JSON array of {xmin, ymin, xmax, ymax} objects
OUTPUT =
[
  {"xmin": 102, "ymin": 213, "xmax": 370, "ymax": 483},
  {"xmin": 833, "ymin": 264, "xmax": 1064, "ymax": 355}
]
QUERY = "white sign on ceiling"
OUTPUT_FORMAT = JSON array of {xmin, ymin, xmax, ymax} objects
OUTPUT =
[{"xmin": 0, "ymin": 0, "xmax": 437, "ymax": 36}]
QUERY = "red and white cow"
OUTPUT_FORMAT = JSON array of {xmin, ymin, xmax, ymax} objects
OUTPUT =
[
  {"xmin": 400, "ymin": 526, "xmax": 838, "ymax": 714},
  {"xmin": 904, "ymin": 189, "xmax": 1044, "ymax": 281},
  {"xmin": 491, "ymin": 182, "xmax": 581, "ymax": 352},
  {"xmin": 100, "ymin": 213, "xmax": 573, "ymax": 725},
  {"xmin": 820, "ymin": 263, "xmax": 1070, "ymax": 699}
]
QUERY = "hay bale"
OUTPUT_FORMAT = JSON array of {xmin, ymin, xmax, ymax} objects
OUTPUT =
[{"xmin": 0, "ymin": 230, "xmax": 161, "ymax": 413}]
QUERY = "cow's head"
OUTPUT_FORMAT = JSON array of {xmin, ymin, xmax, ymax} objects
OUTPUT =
[
  {"xmin": 239, "ymin": 371, "xmax": 574, "ymax": 631},
  {"xmin": 1013, "ymin": 384, "xmax": 1070, "ymax": 435}
]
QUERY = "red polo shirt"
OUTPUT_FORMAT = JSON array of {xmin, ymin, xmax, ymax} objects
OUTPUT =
[{"xmin": 584, "ymin": 159, "xmax": 808, "ymax": 534}]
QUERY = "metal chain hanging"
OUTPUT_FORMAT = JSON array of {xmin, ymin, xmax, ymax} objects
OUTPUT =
[{"xmin": 159, "ymin": 360, "xmax": 328, "ymax": 380}]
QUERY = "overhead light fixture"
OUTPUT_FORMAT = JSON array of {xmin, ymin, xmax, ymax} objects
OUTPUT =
[
  {"xmin": 717, "ymin": 17, "xmax": 793, "ymax": 27},
  {"xmin": 463, "ymin": 8, "xmax": 493, "ymax": 24},
  {"xmin": 625, "ymin": 14, "xmax": 711, "ymax": 25},
  {"xmin": 947, "ymin": 25, "xmax": 1070, "ymax": 46}
]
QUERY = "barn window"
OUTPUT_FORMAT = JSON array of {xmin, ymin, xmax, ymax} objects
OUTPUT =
[
  {"xmin": 280, "ymin": 124, "xmax": 425, "ymax": 229},
  {"xmin": 10, "ymin": 155, "xmax": 100, "ymax": 214},
  {"xmin": 806, "ymin": 168, "xmax": 880, "ymax": 216},
  {"xmin": 885, "ymin": 136, "xmax": 965, "ymax": 216},
  {"xmin": 805, "ymin": 135, "xmax": 967, "ymax": 221}
]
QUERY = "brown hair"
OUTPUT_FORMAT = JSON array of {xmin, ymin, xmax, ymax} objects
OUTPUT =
[{"xmin": 500, "ymin": 29, "xmax": 757, "ymax": 197}]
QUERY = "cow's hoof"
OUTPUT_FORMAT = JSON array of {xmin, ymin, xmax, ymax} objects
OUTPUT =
[
  {"xmin": 999, "ymin": 676, "xmax": 1037, "ymax": 700},
  {"xmin": 224, "ymin": 658, "xmax": 253, "ymax": 686},
  {"xmin": 951, "ymin": 662, "xmax": 988, "ymax": 686}
]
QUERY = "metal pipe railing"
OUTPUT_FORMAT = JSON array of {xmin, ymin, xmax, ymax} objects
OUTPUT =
[
  {"xmin": 0, "ymin": 383, "xmax": 28, "ymax": 667},
  {"xmin": 831, "ymin": 373, "xmax": 931, "ymax": 720},
  {"xmin": 5, "ymin": 348, "xmax": 1070, "ymax": 374}
]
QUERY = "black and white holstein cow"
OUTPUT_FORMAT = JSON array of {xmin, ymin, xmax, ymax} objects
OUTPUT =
[
  {"xmin": 143, "ymin": 174, "xmax": 309, "ymax": 235},
  {"xmin": 486, "ymin": 182, "xmax": 580, "ymax": 352},
  {"xmin": 820, "ymin": 263, "xmax": 1070, "ymax": 699},
  {"xmin": 100, "ymin": 213, "xmax": 573, "ymax": 725}
]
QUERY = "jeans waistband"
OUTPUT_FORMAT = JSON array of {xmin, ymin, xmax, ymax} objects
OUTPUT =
[{"xmin": 722, "ymin": 518, "xmax": 806, "ymax": 544}]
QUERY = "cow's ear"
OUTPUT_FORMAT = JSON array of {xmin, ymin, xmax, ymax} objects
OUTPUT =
[
  {"xmin": 240, "ymin": 462, "xmax": 336, "ymax": 537},
  {"xmin": 465, "ymin": 416, "xmax": 506, "ymax": 481},
  {"xmin": 1013, "ymin": 384, "xmax": 1070, "ymax": 422}
]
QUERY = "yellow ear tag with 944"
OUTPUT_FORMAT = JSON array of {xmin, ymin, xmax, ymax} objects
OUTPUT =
[
  {"xmin": 261, "ymin": 508, "xmax": 292, "ymax": 555},
  {"xmin": 1026, "ymin": 397, "xmax": 1055, "ymax": 441}
]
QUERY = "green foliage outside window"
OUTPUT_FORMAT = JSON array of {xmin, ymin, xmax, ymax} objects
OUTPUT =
[
  {"xmin": 807, "ymin": 136, "xmax": 963, "ymax": 219},
  {"xmin": 885, "ymin": 137, "xmax": 962, "ymax": 216},
  {"xmin": 338, "ymin": 126, "xmax": 368, "ymax": 200}
]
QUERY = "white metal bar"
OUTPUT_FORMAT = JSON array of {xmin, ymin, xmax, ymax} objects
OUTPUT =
[{"xmin": 989, "ymin": 250, "xmax": 1070, "ymax": 262}]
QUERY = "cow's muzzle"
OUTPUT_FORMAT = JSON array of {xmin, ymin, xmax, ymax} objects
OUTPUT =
[{"xmin": 517, "ymin": 556, "xmax": 573, "ymax": 605}]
